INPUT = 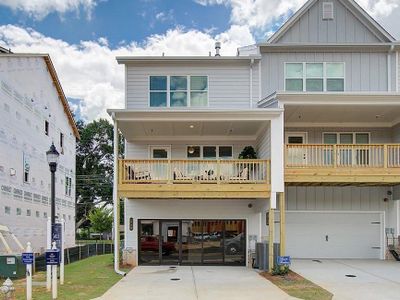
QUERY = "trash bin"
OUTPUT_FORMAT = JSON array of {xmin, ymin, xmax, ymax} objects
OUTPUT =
[
  {"xmin": 0, "ymin": 255, "xmax": 25, "ymax": 278},
  {"xmin": 255, "ymin": 242, "xmax": 280, "ymax": 271}
]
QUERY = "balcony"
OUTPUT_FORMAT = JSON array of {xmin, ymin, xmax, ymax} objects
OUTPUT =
[
  {"xmin": 285, "ymin": 144, "xmax": 400, "ymax": 185},
  {"xmin": 118, "ymin": 159, "xmax": 271, "ymax": 198}
]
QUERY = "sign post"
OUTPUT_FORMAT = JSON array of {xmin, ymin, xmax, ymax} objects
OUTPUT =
[
  {"xmin": 46, "ymin": 217, "xmax": 51, "ymax": 291},
  {"xmin": 22, "ymin": 242, "xmax": 34, "ymax": 300},
  {"xmin": 46, "ymin": 242, "xmax": 60, "ymax": 299},
  {"xmin": 60, "ymin": 219, "xmax": 65, "ymax": 285}
]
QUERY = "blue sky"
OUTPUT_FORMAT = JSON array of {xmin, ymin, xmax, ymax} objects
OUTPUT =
[
  {"xmin": 0, "ymin": 0, "xmax": 399, "ymax": 121},
  {"xmin": 0, "ymin": 0, "xmax": 233, "ymax": 47}
]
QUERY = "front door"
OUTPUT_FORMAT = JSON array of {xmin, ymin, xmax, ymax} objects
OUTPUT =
[
  {"xmin": 149, "ymin": 146, "xmax": 171, "ymax": 180},
  {"xmin": 285, "ymin": 132, "xmax": 307, "ymax": 166}
]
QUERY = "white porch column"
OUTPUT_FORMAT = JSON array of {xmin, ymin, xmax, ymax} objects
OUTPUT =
[
  {"xmin": 112, "ymin": 116, "xmax": 125, "ymax": 276},
  {"xmin": 270, "ymin": 112, "xmax": 285, "ymax": 204}
]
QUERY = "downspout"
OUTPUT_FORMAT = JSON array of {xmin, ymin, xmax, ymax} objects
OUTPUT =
[
  {"xmin": 112, "ymin": 113, "xmax": 126, "ymax": 276},
  {"xmin": 250, "ymin": 58, "xmax": 254, "ymax": 108},
  {"xmin": 388, "ymin": 45, "xmax": 395, "ymax": 92}
]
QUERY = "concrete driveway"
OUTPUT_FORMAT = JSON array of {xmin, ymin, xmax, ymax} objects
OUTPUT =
[
  {"xmin": 291, "ymin": 259, "xmax": 400, "ymax": 300},
  {"xmin": 96, "ymin": 266, "xmax": 296, "ymax": 300}
]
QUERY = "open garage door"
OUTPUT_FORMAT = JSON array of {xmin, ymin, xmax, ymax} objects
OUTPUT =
[{"xmin": 285, "ymin": 211, "xmax": 383, "ymax": 259}]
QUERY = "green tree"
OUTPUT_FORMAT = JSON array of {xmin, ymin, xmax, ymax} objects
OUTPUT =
[
  {"xmin": 75, "ymin": 118, "xmax": 124, "ymax": 230},
  {"xmin": 87, "ymin": 207, "xmax": 113, "ymax": 238}
]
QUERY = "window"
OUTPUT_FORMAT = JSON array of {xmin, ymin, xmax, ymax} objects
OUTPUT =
[
  {"xmin": 187, "ymin": 146, "xmax": 233, "ymax": 159},
  {"xmin": 170, "ymin": 76, "xmax": 187, "ymax": 107},
  {"xmin": 149, "ymin": 76, "xmax": 208, "ymax": 107},
  {"xmin": 326, "ymin": 63, "xmax": 345, "ymax": 91},
  {"xmin": 23, "ymin": 154, "xmax": 30, "ymax": 184},
  {"xmin": 323, "ymin": 132, "xmax": 370, "ymax": 144},
  {"xmin": 285, "ymin": 62, "xmax": 344, "ymax": 92},
  {"xmin": 306, "ymin": 63, "xmax": 323, "ymax": 91},
  {"xmin": 150, "ymin": 76, "xmax": 167, "ymax": 107},
  {"xmin": 16, "ymin": 208, "xmax": 21, "ymax": 215},
  {"xmin": 65, "ymin": 176, "xmax": 72, "ymax": 197},
  {"xmin": 60, "ymin": 132, "xmax": 64, "ymax": 153},
  {"xmin": 285, "ymin": 63, "xmax": 303, "ymax": 91},
  {"xmin": 36, "ymin": 211, "xmax": 40, "ymax": 218},
  {"xmin": 44, "ymin": 212, "xmax": 48, "ymax": 218},
  {"xmin": 5, "ymin": 206, "xmax": 11, "ymax": 215},
  {"xmin": 44, "ymin": 120, "xmax": 49, "ymax": 135},
  {"xmin": 26, "ymin": 209, "xmax": 31, "ymax": 216},
  {"xmin": 190, "ymin": 76, "xmax": 208, "ymax": 107}
]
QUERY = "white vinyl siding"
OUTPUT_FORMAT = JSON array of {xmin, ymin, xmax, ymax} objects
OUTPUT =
[{"xmin": 126, "ymin": 62, "xmax": 259, "ymax": 109}]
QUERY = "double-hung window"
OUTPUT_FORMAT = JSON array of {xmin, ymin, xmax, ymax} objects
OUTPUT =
[
  {"xmin": 149, "ymin": 76, "xmax": 208, "ymax": 107},
  {"xmin": 285, "ymin": 62, "xmax": 344, "ymax": 92},
  {"xmin": 150, "ymin": 76, "xmax": 167, "ymax": 107}
]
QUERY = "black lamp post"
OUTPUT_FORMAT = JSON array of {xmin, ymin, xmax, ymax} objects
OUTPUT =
[{"xmin": 46, "ymin": 143, "xmax": 59, "ymax": 226}]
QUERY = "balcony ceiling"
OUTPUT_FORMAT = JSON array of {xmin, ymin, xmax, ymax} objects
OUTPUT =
[
  {"xmin": 285, "ymin": 104, "xmax": 400, "ymax": 127},
  {"xmin": 108, "ymin": 109, "xmax": 282, "ymax": 141}
]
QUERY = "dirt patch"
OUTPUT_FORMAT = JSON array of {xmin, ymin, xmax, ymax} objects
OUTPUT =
[{"xmin": 261, "ymin": 270, "xmax": 333, "ymax": 300}]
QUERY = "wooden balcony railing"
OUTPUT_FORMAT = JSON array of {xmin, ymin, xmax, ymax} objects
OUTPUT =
[
  {"xmin": 119, "ymin": 159, "xmax": 270, "ymax": 185},
  {"xmin": 285, "ymin": 144, "xmax": 400, "ymax": 168},
  {"xmin": 285, "ymin": 144, "xmax": 400, "ymax": 185}
]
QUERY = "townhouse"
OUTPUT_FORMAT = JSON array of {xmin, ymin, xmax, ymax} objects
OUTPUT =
[
  {"xmin": 0, "ymin": 49, "xmax": 78, "ymax": 252},
  {"xmin": 109, "ymin": 0, "xmax": 400, "ymax": 269}
]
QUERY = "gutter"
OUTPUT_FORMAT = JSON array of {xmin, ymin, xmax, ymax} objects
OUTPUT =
[{"xmin": 112, "ymin": 113, "xmax": 126, "ymax": 277}]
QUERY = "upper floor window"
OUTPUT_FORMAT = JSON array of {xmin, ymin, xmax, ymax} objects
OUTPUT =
[
  {"xmin": 323, "ymin": 132, "xmax": 370, "ymax": 144},
  {"xmin": 65, "ymin": 176, "xmax": 72, "ymax": 196},
  {"xmin": 44, "ymin": 120, "xmax": 49, "ymax": 136},
  {"xmin": 285, "ymin": 62, "xmax": 344, "ymax": 92},
  {"xmin": 150, "ymin": 75, "xmax": 208, "ymax": 107},
  {"xmin": 187, "ymin": 145, "xmax": 233, "ymax": 159},
  {"xmin": 60, "ymin": 132, "xmax": 64, "ymax": 154}
]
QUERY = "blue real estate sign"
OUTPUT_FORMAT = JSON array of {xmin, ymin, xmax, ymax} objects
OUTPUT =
[
  {"xmin": 45, "ymin": 250, "xmax": 60, "ymax": 265},
  {"xmin": 22, "ymin": 253, "xmax": 34, "ymax": 265},
  {"xmin": 277, "ymin": 256, "xmax": 291, "ymax": 266},
  {"xmin": 52, "ymin": 223, "xmax": 62, "ymax": 250}
]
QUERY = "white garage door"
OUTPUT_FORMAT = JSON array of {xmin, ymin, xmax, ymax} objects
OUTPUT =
[{"xmin": 285, "ymin": 211, "xmax": 383, "ymax": 259}]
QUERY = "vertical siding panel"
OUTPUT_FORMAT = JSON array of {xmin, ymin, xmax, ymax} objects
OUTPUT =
[
  {"xmin": 306, "ymin": 186, "xmax": 316, "ymax": 210},
  {"xmin": 333, "ymin": 187, "xmax": 343, "ymax": 210},
  {"xmin": 360, "ymin": 53, "xmax": 370, "ymax": 91},
  {"xmin": 297, "ymin": 187, "xmax": 307, "ymax": 210},
  {"xmin": 324, "ymin": 186, "xmax": 334, "ymax": 210},
  {"xmin": 315, "ymin": 187, "xmax": 325, "ymax": 210},
  {"xmin": 342, "ymin": 186, "xmax": 352, "ymax": 210},
  {"xmin": 351, "ymin": 186, "xmax": 361, "ymax": 210},
  {"xmin": 287, "ymin": 186, "xmax": 297, "ymax": 210}
]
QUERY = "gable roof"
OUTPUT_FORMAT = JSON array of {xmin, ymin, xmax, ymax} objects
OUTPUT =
[
  {"xmin": 0, "ymin": 52, "xmax": 80, "ymax": 139},
  {"xmin": 267, "ymin": 0, "xmax": 395, "ymax": 44}
]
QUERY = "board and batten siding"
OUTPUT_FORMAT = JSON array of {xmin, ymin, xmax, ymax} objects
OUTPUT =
[
  {"xmin": 285, "ymin": 186, "xmax": 398, "ymax": 231},
  {"xmin": 285, "ymin": 127, "xmax": 393, "ymax": 144},
  {"xmin": 275, "ymin": 0, "xmax": 381, "ymax": 44},
  {"xmin": 125, "ymin": 61, "xmax": 259, "ymax": 109},
  {"xmin": 256, "ymin": 124, "xmax": 271, "ymax": 159},
  {"xmin": 125, "ymin": 140, "xmax": 256, "ymax": 159},
  {"xmin": 261, "ymin": 51, "xmax": 391, "ymax": 96}
]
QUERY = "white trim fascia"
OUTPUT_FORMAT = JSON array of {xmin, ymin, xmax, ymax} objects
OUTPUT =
[
  {"xmin": 108, "ymin": 109, "xmax": 284, "ymax": 122},
  {"xmin": 285, "ymin": 122, "xmax": 394, "ymax": 128},
  {"xmin": 126, "ymin": 135, "xmax": 258, "ymax": 142},
  {"xmin": 116, "ymin": 56, "xmax": 262, "ymax": 64},
  {"xmin": 258, "ymin": 59, "xmax": 262, "ymax": 104},
  {"xmin": 396, "ymin": 51, "xmax": 399, "ymax": 92}
]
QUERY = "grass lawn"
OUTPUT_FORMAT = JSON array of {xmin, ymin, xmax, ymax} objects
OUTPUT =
[
  {"xmin": 261, "ymin": 270, "xmax": 333, "ymax": 300},
  {"xmin": 13, "ymin": 254, "xmax": 132, "ymax": 300}
]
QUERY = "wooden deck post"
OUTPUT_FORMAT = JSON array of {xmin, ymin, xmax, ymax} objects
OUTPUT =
[
  {"xmin": 279, "ymin": 192, "xmax": 285, "ymax": 256},
  {"xmin": 268, "ymin": 197, "xmax": 275, "ymax": 273}
]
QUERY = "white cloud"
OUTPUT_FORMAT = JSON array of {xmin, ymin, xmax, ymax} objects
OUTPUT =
[
  {"xmin": 0, "ymin": 25, "xmax": 254, "ymax": 121},
  {"xmin": 155, "ymin": 9, "xmax": 174, "ymax": 22},
  {"xmin": 195, "ymin": 0, "xmax": 400, "ymax": 38},
  {"xmin": 0, "ymin": 0, "xmax": 97, "ymax": 20}
]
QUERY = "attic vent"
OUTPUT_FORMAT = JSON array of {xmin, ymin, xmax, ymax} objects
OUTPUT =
[{"xmin": 322, "ymin": 2, "xmax": 334, "ymax": 20}]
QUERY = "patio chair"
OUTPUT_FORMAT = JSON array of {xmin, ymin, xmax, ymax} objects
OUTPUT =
[
  {"xmin": 173, "ymin": 167, "xmax": 193, "ymax": 181},
  {"xmin": 229, "ymin": 167, "xmax": 248, "ymax": 181}
]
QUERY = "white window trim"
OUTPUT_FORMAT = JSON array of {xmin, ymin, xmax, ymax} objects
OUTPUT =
[
  {"xmin": 186, "ymin": 145, "xmax": 234, "ymax": 159},
  {"xmin": 284, "ymin": 62, "xmax": 345, "ymax": 92},
  {"xmin": 285, "ymin": 132, "xmax": 308, "ymax": 144},
  {"xmin": 322, "ymin": 132, "xmax": 371, "ymax": 144},
  {"xmin": 148, "ymin": 75, "xmax": 209, "ymax": 108}
]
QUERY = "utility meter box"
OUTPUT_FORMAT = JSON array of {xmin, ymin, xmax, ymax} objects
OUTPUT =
[{"xmin": 0, "ymin": 255, "xmax": 25, "ymax": 278}]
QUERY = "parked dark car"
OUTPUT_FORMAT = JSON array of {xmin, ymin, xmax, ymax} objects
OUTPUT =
[{"xmin": 140, "ymin": 236, "xmax": 176, "ymax": 254}]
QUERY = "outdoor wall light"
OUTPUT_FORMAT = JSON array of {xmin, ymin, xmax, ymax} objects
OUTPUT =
[
  {"xmin": 188, "ymin": 146, "xmax": 195, "ymax": 154},
  {"xmin": 189, "ymin": 124, "xmax": 195, "ymax": 129},
  {"xmin": 9, "ymin": 168, "xmax": 16, "ymax": 176}
]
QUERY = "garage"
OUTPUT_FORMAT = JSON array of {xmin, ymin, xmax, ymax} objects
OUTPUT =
[{"xmin": 285, "ymin": 211, "xmax": 384, "ymax": 259}]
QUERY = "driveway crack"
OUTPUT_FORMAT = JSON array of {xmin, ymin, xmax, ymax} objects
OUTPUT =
[{"xmin": 191, "ymin": 266, "xmax": 199, "ymax": 299}]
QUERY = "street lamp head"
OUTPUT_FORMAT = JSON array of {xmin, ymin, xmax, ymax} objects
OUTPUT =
[{"xmin": 46, "ymin": 143, "xmax": 59, "ymax": 170}]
